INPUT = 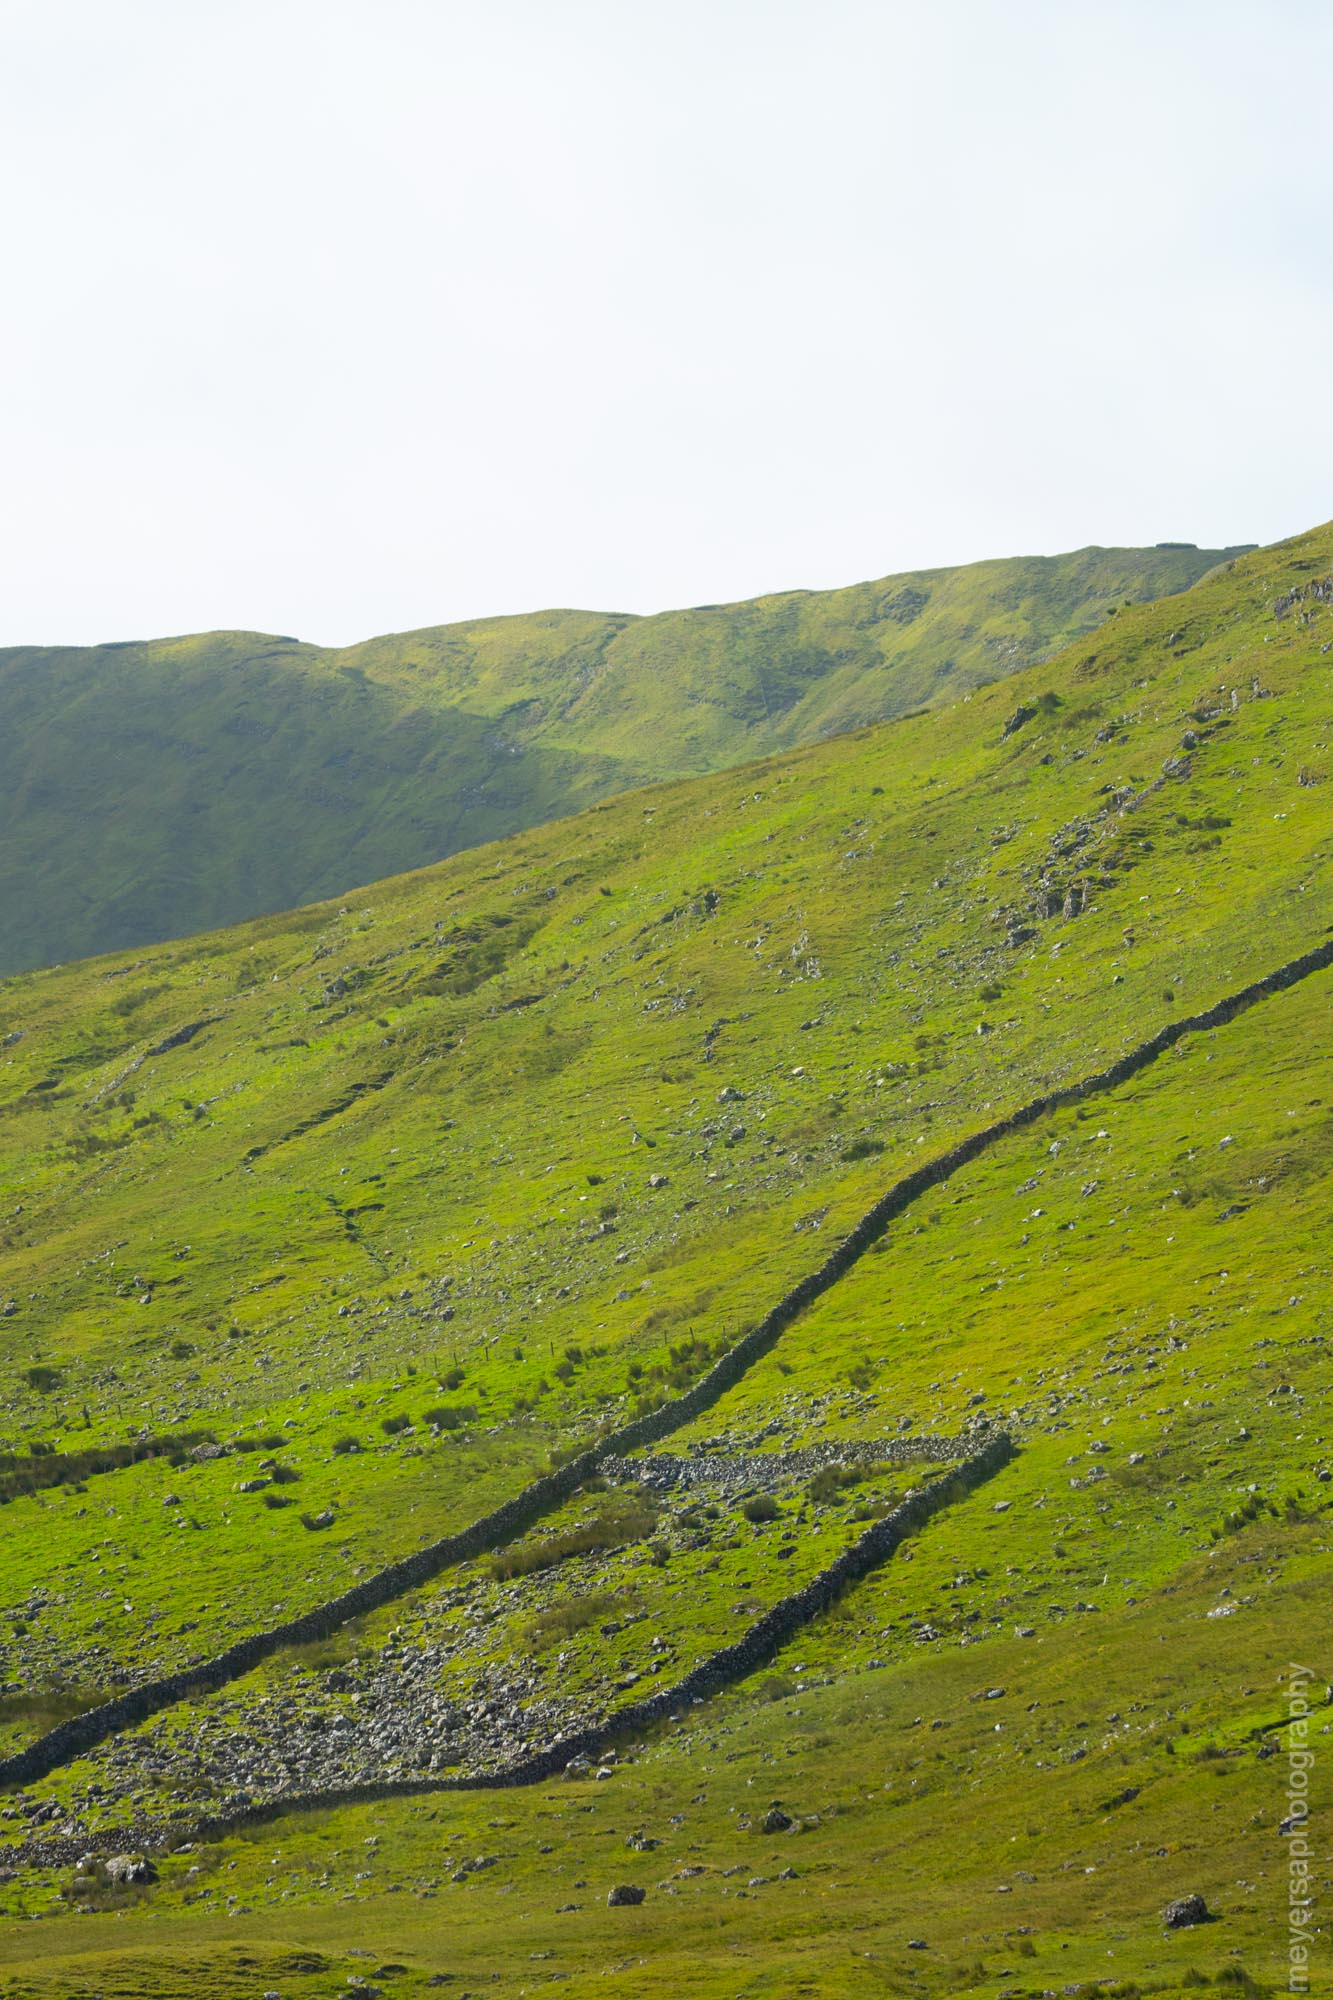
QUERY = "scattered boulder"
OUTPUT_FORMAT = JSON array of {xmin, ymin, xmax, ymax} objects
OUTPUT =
[
  {"xmin": 608, "ymin": 1883, "xmax": 646, "ymax": 1906},
  {"xmin": 104, "ymin": 1853, "xmax": 158, "ymax": 1885},
  {"xmin": 1163, "ymin": 1893, "xmax": 1211, "ymax": 1928},
  {"xmin": 451, "ymin": 1853, "xmax": 498, "ymax": 1882},
  {"xmin": 761, "ymin": 1806, "xmax": 794, "ymax": 1834}
]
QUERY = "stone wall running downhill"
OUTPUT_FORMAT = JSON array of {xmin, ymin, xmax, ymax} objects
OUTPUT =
[
  {"xmin": 7, "ymin": 1431, "xmax": 1012, "ymax": 1867},
  {"xmin": 3, "ymin": 935, "xmax": 1330, "ymax": 1799}
]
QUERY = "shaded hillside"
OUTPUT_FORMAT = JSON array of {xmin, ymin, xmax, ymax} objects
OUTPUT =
[
  {"xmin": 0, "ymin": 540, "xmax": 1245, "ymax": 974},
  {"xmin": 0, "ymin": 524, "xmax": 1327, "ymax": 1997}
]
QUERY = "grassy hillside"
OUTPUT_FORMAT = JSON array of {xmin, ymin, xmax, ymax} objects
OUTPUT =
[
  {"xmin": 0, "ymin": 524, "xmax": 1328, "ymax": 1998},
  {"xmin": 0, "ymin": 541, "xmax": 1246, "ymax": 976}
]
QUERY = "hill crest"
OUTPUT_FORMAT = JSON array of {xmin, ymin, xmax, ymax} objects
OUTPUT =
[{"xmin": 0, "ymin": 539, "xmax": 1247, "ymax": 975}]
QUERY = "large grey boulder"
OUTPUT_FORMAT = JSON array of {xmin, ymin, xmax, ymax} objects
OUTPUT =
[
  {"xmin": 1163, "ymin": 1893, "xmax": 1210, "ymax": 1928},
  {"xmin": 104, "ymin": 1853, "xmax": 158, "ymax": 1885}
]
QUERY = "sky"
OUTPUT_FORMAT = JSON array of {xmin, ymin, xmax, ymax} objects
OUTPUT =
[{"xmin": 1, "ymin": 0, "xmax": 1330, "ymax": 648}]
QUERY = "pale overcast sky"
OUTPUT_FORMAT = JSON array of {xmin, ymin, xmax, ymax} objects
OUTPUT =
[{"xmin": 1, "ymin": 0, "xmax": 1329, "ymax": 646}]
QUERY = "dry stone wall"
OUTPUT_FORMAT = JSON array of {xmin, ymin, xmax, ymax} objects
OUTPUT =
[
  {"xmin": 7, "ymin": 1431, "xmax": 1012, "ymax": 1865},
  {"xmin": 3, "ymin": 934, "xmax": 1329, "ymax": 1797}
]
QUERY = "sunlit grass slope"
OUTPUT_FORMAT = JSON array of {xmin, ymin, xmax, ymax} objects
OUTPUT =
[
  {"xmin": 0, "ymin": 525, "xmax": 1326, "ymax": 1681},
  {"xmin": 0, "ymin": 541, "xmax": 1244, "ymax": 974},
  {"xmin": 0, "ymin": 525, "xmax": 1328, "ymax": 1997}
]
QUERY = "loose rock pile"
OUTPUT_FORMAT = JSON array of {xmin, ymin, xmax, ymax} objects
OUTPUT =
[{"xmin": 601, "ymin": 1434, "xmax": 964, "ymax": 1494}]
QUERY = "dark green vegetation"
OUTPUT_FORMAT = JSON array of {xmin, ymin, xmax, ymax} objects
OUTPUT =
[
  {"xmin": 0, "ymin": 524, "xmax": 1329, "ymax": 1997},
  {"xmin": 0, "ymin": 541, "xmax": 1246, "ymax": 974}
]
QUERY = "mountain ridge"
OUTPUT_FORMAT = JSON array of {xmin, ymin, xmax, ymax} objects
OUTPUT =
[{"xmin": 0, "ymin": 539, "xmax": 1246, "ymax": 975}]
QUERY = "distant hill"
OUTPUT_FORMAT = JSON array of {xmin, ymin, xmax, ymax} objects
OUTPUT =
[{"xmin": 0, "ymin": 540, "xmax": 1246, "ymax": 973}]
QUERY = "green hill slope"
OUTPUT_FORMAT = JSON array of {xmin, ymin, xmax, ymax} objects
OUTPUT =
[
  {"xmin": 0, "ymin": 525, "xmax": 1328, "ymax": 1998},
  {"xmin": 0, "ymin": 541, "xmax": 1244, "ymax": 976}
]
